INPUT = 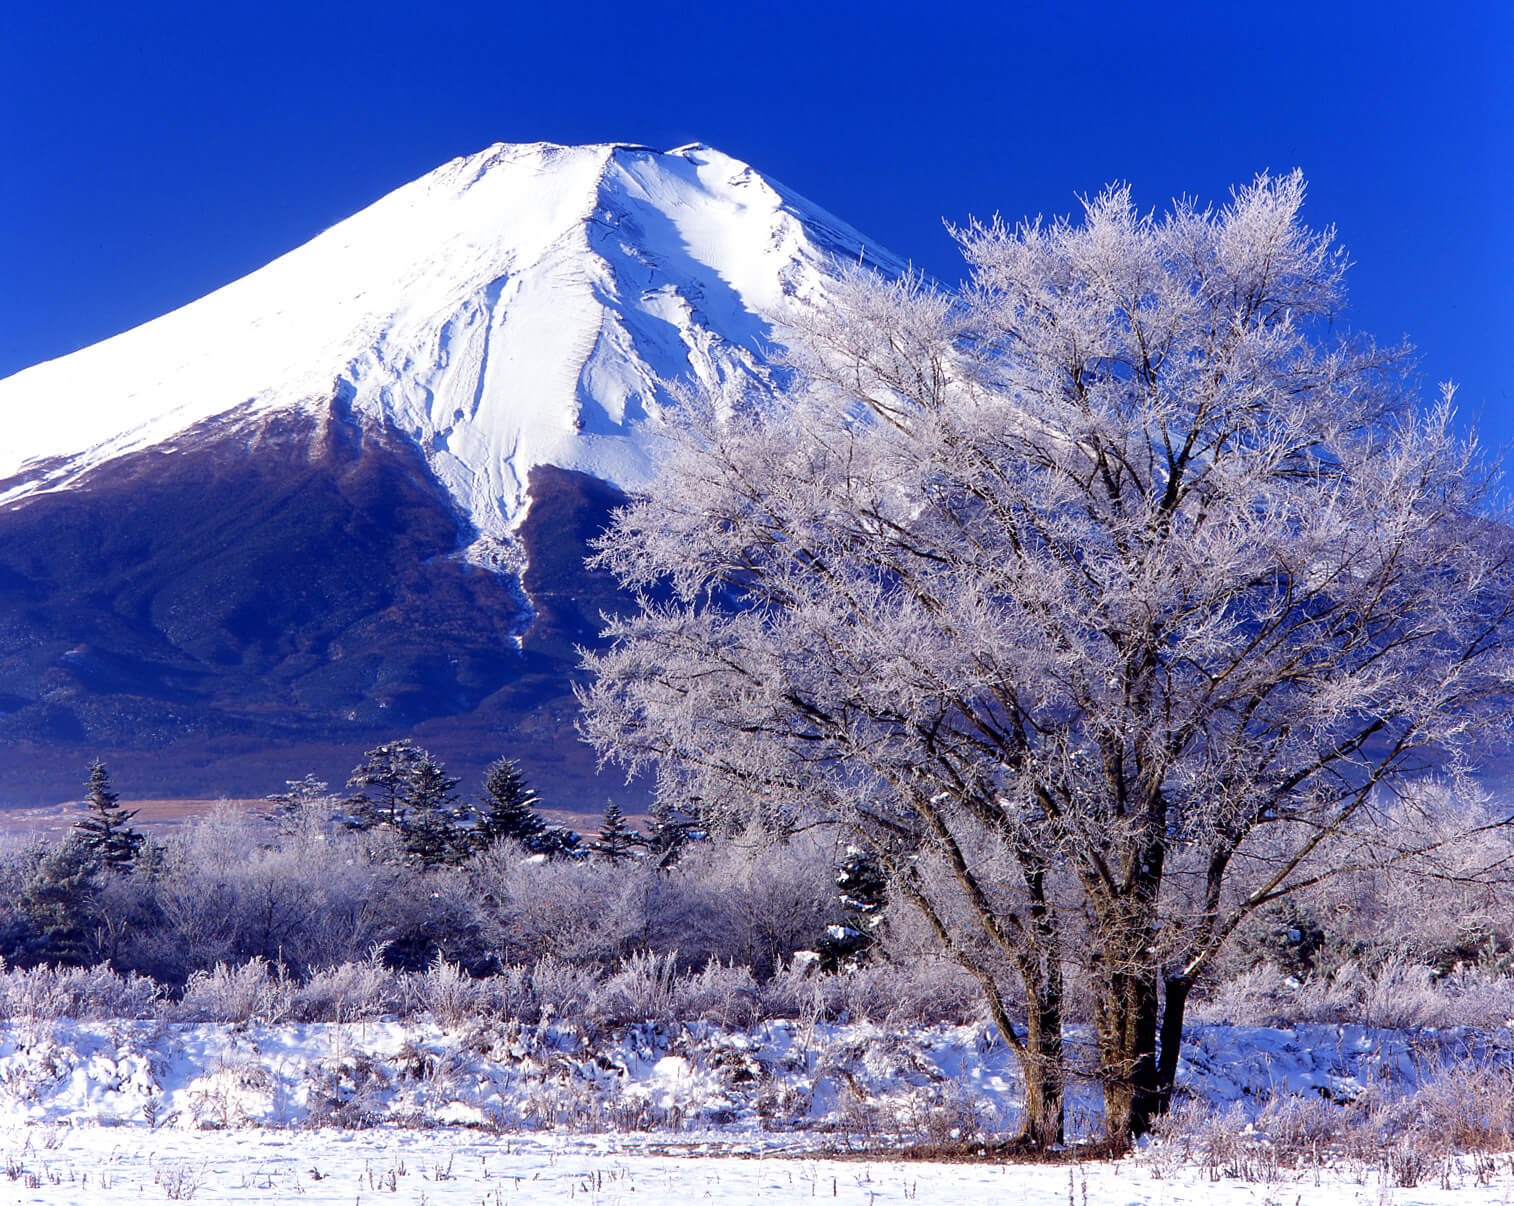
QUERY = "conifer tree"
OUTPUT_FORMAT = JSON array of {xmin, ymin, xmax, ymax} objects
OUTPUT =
[
  {"xmin": 344, "ymin": 739, "xmax": 426, "ymax": 831},
  {"xmin": 532, "ymin": 821, "xmax": 584, "ymax": 860},
  {"xmin": 588, "ymin": 801, "xmax": 638, "ymax": 863},
  {"xmin": 836, "ymin": 848, "xmax": 887, "ymax": 917},
  {"xmin": 20, "ymin": 838, "xmax": 98, "ymax": 966},
  {"xmin": 402, "ymin": 753, "xmax": 471, "ymax": 867},
  {"xmin": 474, "ymin": 757, "xmax": 548, "ymax": 850},
  {"xmin": 72, "ymin": 759, "xmax": 143, "ymax": 871},
  {"xmin": 643, "ymin": 798, "xmax": 696, "ymax": 871},
  {"xmin": 817, "ymin": 847, "xmax": 888, "ymax": 971}
]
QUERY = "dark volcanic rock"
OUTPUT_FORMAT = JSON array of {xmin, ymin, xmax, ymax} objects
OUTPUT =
[{"xmin": 0, "ymin": 409, "xmax": 638, "ymax": 811}]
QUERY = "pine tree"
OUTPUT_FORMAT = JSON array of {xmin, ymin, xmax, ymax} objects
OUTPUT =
[
  {"xmin": 402, "ymin": 753, "xmax": 471, "ymax": 867},
  {"xmin": 474, "ymin": 758, "xmax": 548, "ymax": 850},
  {"xmin": 72, "ymin": 759, "xmax": 143, "ymax": 871},
  {"xmin": 836, "ymin": 848, "xmax": 887, "ymax": 916},
  {"xmin": 20, "ymin": 837, "xmax": 98, "ymax": 966},
  {"xmin": 588, "ymin": 801, "xmax": 638, "ymax": 863},
  {"xmin": 532, "ymin": 822, "xmax": 583, "ymax": 860},
  {"xmin": 817, "ymin": 847, "xmax": 887, "ymax": 971},
  {"xmin": 344, "ymin": 739, "xmax": 426, "ymax": 831},
  {"xmin": 643, "ymin": 798, "xmax": 697, "ymax": 871}
]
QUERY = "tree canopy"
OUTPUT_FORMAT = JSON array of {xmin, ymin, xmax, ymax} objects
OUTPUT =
[{"xmin": 581, "ymin": 172, "xmax": 1514, "ymax": 1145}]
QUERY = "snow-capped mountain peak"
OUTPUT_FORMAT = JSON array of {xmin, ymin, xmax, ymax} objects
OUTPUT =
[
  {"xmin": 0, "ymin": 141, "xmax": 890, "ymax": 539},
  {"xmin": 0, "ymin": 141, "xmax": 901, "ymax": 808}
]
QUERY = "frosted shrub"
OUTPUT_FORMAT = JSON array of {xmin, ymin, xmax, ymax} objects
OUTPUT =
[
  {"xmin": 868, "ymin": 959, "xmax": 982, "ymax": 1027},
  {"xmin": 0, "ymin": 961, "xmax": 163, "ymax": 1020},
  {"xmin": 760, "ymin": 957, "xmax": 841, "ymax": 1023},
  {"xmin": 674, "ymin": 960, "xmax": 760, "ymax": 1028},
  {"xmin": 485, "ymin": 963, "xmax": 537, "ymax": 1020},
  {"xmin": 472, "ymin": 846, "xmax": 648, "ymax": 966},
  {"xmin": 1253, "ymin": 1092, "xmax": 1346, "ymax": 1154},
  {"xmin": 590, "ymin": 952, "xmax": 680, "ymax": 1026},
  {"xmin": 651, "ymin": 837, "xmax": 838, "ymax": 976},
  {"xmin": 291, "ymin": 959, "xmax": 404, "ymax": 1021},
  {"xmin": 1427, "ymin": 969, "xmax": 1514, "ymax": 1028},
  {"xmin": 757, "ymin": 956, "xmax": 982, "ymax": 1027},
  {"xmin": 1192, "ymin": 957, "xmax": 1514, "ymax": 1029},
  {"xmin": 1373, "ymin": 1061, "xmax": 1514, "ymax": 1152},
  {"xmin": 1186, "ymin": 965, "xmax": 1303, "ymax": 1026},
  {"xmin": 1356, "ymin": 955, "xmax": 1444, "ymax": 1029},
  {"xmin": 526, "ymin": 954, "xmax": 599, "ymax": 1023},
  {"xmin": 414, "ymin": 958, "xmax": 489, "ymax": 1028},
  {"xmin": 178, "ymin": 957, "xmax": 293, "ymax": 1024}
]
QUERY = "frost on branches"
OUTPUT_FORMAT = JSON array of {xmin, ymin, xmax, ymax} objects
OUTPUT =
[{"xmin": 580, "ymin": 172, "xmax": 1514, "ymax": 1147}]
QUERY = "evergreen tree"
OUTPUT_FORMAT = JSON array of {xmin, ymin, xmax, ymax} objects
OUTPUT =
[
  {"xmin": 72, "ymin": 759, "xmax": 143, "ymax": 871},
  {"xmin": 588, "ymin": 802, "xmax": 638, "ymax": 863},
  {"xmin": 817, "ymin": 847, "xmax": 887, "ymax": 971},
  {"xmin": 474, "ymin": 758, "xmax": 548, "ymax": 850},
  {"xmin": 643, "ymin": 798, "xmax": 697, "ymax": 871},
  {"xmin": 836, "ymin": 847, "xmax": 887, "ymax": 916},
  {"xmin": 19, "ymin": 837, "xmax": 98, "ymax": 966},
  {"xmin": 402, "ymin": 753, "xmax": 471, "ymax": 867},
  {"xmin": 344, "ymin": 739, "xmax": 426, "ymax": 831},
  {"xmin": 531, "ymin": 822, "xmax": 584, "ymax": 860}
]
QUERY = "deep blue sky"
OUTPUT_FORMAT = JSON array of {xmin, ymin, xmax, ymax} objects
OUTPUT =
[{"xmin": 2, "ymin": 1, "xmax": 1509, "ymax": 458}]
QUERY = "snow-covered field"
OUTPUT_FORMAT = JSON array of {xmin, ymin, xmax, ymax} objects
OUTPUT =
[
  {"xmin": 3, "ymin": 1126, "xmax": 1514, "ymax": 1205},
  {"xmin": 3, "ymin": 1018, "xmax": 1514, "ymax": 1202}
]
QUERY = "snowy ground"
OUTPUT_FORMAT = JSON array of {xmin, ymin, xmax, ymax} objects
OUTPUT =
[
  {"xmin": 0, "ymin": 1017, "xmax": 1508, "ymax": 1134},
  {"xmin": 2, "ymin": 1019, "xmax": 1514, "ymax": 1202},
  {"xmin": 2, "ymin": 1126, "xmax": 1514, "ymax": 1205}
]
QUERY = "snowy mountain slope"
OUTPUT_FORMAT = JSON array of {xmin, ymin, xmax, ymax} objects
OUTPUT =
[
  {"xmin": 0, "ymin": 142, "xmax": 900, "ymax": 807},
  {"xmin": 0, "ymin": 141, "xmax": 893, "ymax": 543}
]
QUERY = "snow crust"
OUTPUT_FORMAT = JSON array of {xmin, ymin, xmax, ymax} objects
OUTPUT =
[{"xmin": 0, "ymin": 142, "xmax": 893, "ymax": 539}]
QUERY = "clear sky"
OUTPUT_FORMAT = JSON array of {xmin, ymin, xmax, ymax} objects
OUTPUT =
[{"xmin": 2, "ymin": 0, "xmax": 1509, "ymax": 459}]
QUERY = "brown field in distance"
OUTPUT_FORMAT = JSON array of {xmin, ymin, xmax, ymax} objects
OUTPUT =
[{"xmin": 0, "ymin": 798, "xmax": 636, "ymax": 842}]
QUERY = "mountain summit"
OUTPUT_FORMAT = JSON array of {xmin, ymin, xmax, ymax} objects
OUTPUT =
[
  {"xmin": 0, "ymin": 143, "xmax": 893, "ymax": 808},
  {"xmin": 2, "ymin": 141, "xmax": 887, "ymax": 536}
]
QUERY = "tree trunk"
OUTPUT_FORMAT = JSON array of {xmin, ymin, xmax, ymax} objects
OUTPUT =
[
  {"xmin": 1015, "ymin": 959, "xmax": 1066, "ymax": 1147},
  {"xmin": 1096, "ymin": 967, "xmax": 1163, "ymax": 1145},
  {"xmin": 1153, "ymin": 975, "xmax": 1192, "ymax": 1115}
]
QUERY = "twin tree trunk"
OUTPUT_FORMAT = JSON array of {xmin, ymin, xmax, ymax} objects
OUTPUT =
[
  {"xmin": 983, "ymin": 838, "xmax": 1193, "ymax": 1146},
  {"xmin": 1006, "ymin": 949, "xmax": 1190, "ymax": 1147},
  {"xmin": 1059, "ymin": 827, "xmax": 1194, "ymax": 1145},
  {"xmin": 1095, "ymin": 972, "xmax": 1193, "ymax": 1141}
]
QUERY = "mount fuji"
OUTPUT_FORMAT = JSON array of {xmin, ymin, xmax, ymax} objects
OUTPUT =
[{"xmin": 0, "ymin": 141, "xmax": 897, "ymax": 809}]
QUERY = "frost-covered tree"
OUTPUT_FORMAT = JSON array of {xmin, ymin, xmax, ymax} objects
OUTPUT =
[
  {"xmin": 17, "ymin": 838, "xmax": 99, "ymax": 966},
  {"xmin": 581, "ymin": 172, "xmax": 1514, "ymax": 1145},
  {"xmin": 264, "ymin": 773, "xmax": 339, "ymax": 837},
  {"xmin": 73, "ymin": 759, "xmax": 143, "ymax": 871}
]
